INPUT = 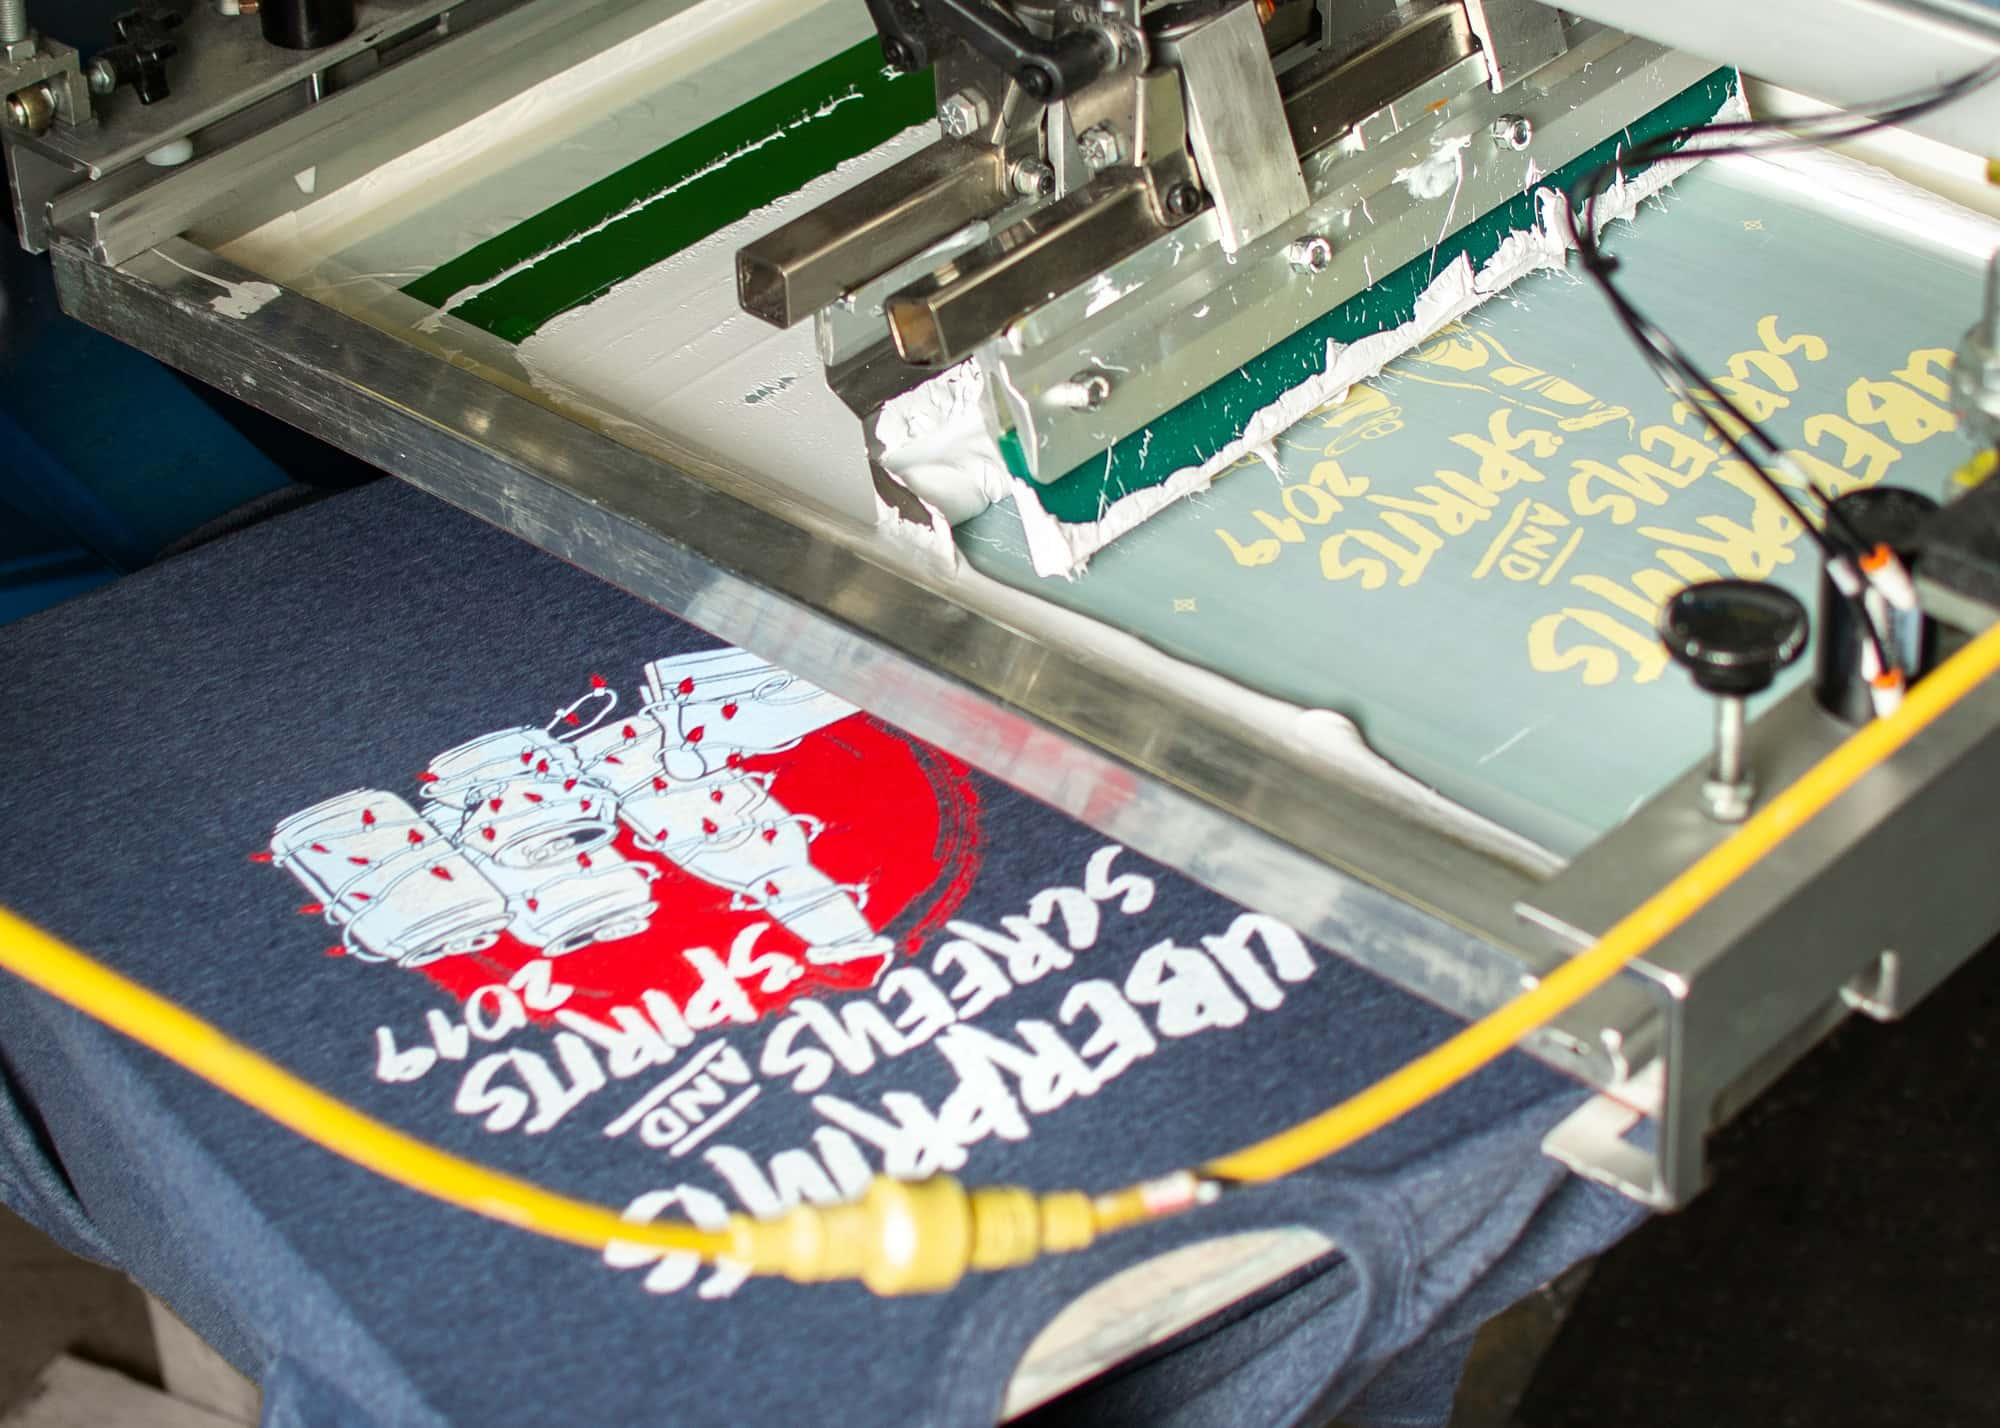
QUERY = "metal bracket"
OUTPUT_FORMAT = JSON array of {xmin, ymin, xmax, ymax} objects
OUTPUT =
[
  {"xmin": 1459, "ymin": 0, "xmax": 1567, "ymax": 90},
  {"xmin": 1172, "ymin": 0, "xmax": 1309, "ymax": 252}
]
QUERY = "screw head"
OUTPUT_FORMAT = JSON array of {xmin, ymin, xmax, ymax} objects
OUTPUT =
[
  {"xmin": 87, "ymin": 56, "xmax": 118, "ymax": 95},
  {"xmin": 1287, "ymin": 235, "xmax": 1334, "ymax": 275},
  {"xmin": 1078, "ymin": 124, "xmax": 1121, "ymax": 171},
  {"xmin": 1011, "ymin": 159, "xmax": 1055, "ymax": 198},
  {"xmin": 1492, "ymin": 115, "xmax": 1534, "ymax": 151},
  {"xmin": 939, "ymin": 89, "xmax": 987, "ymax": 140},
  {"xmin": 1163, "ymin": 182, "xmax": 1204, "ymax": 220},
  {"xmin": 881, "ymin": 36, "xmax": 917, "ymax": 71},
  {"xmin": 1049, "ymin": 371, "xmax": 1114, "ymax": 411}
]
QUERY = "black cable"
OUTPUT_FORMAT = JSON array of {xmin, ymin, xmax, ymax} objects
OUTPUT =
[{"xmin": 1561, "ymin": 58, "xmax": 2000, "ymax": 685}]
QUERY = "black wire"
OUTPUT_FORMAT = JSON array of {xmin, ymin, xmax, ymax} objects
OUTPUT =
[
  {"xmin": 1561, "ymin": 59, "xmax": 2000, "ymax": 680},
  {"xmin": 1567, "ymin": 60, "xmax": 2000, "ymax": 525}
]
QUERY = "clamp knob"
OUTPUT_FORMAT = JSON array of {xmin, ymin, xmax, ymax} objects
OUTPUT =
[
  {"xmin": 1659, "ymin": 579, "xmax": 1808, "ymax": 822},
  {"xmin": 95, "ymin": 5, "xmax": 185, "ymax": 106}
]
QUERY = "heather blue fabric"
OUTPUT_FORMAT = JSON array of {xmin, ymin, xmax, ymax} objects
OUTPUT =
[{"xmin": 0, "ymin": 479, "xmax": 1641, "ymax": 1427}]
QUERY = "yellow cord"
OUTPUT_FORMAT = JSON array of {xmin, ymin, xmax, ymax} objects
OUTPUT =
[
  {"xmin": 1204, "ymin": 615, "xmax": 2000, "ymax": 1183},
  {"xmin": 0, "ymin": 906, "xmax": 726, "ymax": 1259},
  {"xmin": 2, "ymin": 617, "xmax": 1998, "ymax": 1291}
]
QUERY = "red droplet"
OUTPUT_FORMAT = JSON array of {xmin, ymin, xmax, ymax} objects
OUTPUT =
[
  {"xmin": 430, "ymin": 865, "xmax": 453, "ymax": 881},
  {"xmin": 297, "ymin": 902, "xmax": 324, "ymax": 915},
  {"xmin": 677, "ymin": 677, "xmax": 695, "ymax": 695},
  {"xmin": 577, "ymin": 852, "xmax": 593, "ymax": 869},
  {"xmin": 325, "ymin": 945, "xmax": 346, "ymax": 958},
  {"xmin": 656, "ymin": 829, "xmax": 670, "ymax": 842},
  {"xmin": 652, "ymin": 776, "xmax": 667, "ymax": 791},
  {"xmin": 590, "ymin": 673, "xmax": 607, "ymax": 689},
  {"xmin": 521, "ymin": 749, "xmax": 534, "ymax": 765},
  {"xmin": 580, "ymin": 799, "xmax": 593, "ymax": 812},
  {"xmin": 489, "ymin": 797, "xmax": 504, "ymax": 813},
  {"xmin": 536, "ymin": 758, "xmax": 550, "ymax": 774},
  {"xmin": 686, "ymin": 726, "xmax": 705, "ymax": 744},
  {"xmin": 360, "ymin": 808, "xmax": 376, "ymax": 827},
  {"xmin": 417, "ymin": 770, "xmax": 439, "ymax": 783},
  {"xmin": 310, "ymin": 842, "xmax": 330, "ymax": 854},
  {"xmin": 604, "ymin": 754, "xmax": 623, "ymax": 765},
  {"xmin": 709, "ymin": 789, "xmax": 724, "ymax": 804},
  {"xmin": 352, "ymin": 891, "xmax": 372, "ymax": 902},
  {"xmin": 762, "ymin": 828, "xmax": 778, "ymax": 844},
  {"xmin": 722, "ymin": 702, "xmax": 739, "ymax": 721},
  {"xmin": 348, "ymin": 855, "xmax": 370, "ymax": 867},
  {"xmin": 563, "ymin": 777, "xmax": 578, "ymax": 792},
  {"xmin": 702, "ymin": 818, "xmax": 719, "ymax": 835},
  {"xmin": 563, "ymin": 711, "xmax": 581, "ymax": 726},
  {"xmin": 764, "ymin": 880, "xmax": 781, "ymax": 897},
  {"xmin": 621, "ymin": 724, "xmax": 637, "ymax": 740},
  {"xmin": 526, "ymin": 898, "xmax": 540, "ymax": 912},
  {"xmin": 407, "ymin": 828, "xmax": 425, "ymax": 845},
  {"xmin": 524, "ymin": 792, "xmax": 544, "ymax": 805},
  {"xmin": 482, "ymin": 826, "xmax": 496, "ymax": 841},
  {"xmin": 248, "ymin": 851, "xmax": 274, "ymax": 864},
  {"xmin": 725, "ymin": 752, "xmax": 743, "ymax": 768}
]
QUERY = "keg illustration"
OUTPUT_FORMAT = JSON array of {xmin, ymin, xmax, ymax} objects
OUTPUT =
[
  {"xmin": 642, "ymin": 650, "xmax": 859, "ymax": 761},
  {"xmin": 272, "ymin": 790, "xmax": 509, "ymax": 967},
  {"xmin": 462, "ymin": 840, "xmax": 659, "ymax": 956},
  {"xmin": 580, "ymin": 652, "xmax": 886, "ymax": 963},
  {"xmin": 421, "ymin": 728, "xmax": 620, "ymax": 868}
]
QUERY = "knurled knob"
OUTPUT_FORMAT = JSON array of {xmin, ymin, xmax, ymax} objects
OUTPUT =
[{"xmin": 1659, "ymin": 579, "xmax": 1810, "ymax": 699}]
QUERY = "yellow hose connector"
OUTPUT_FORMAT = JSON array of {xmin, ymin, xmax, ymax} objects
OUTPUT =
[{"xmin": 728, "ymin": 1178, "xmax": 1100, "ymax": 1294}]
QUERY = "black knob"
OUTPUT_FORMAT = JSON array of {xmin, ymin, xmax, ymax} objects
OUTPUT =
[
  {"xmin": 1659, "ymin": 579, "xmax": 1809, "ymax": 698},
  {"xmin": 98, "ymin": 5, "xmax": 185, "ymax": 106}
]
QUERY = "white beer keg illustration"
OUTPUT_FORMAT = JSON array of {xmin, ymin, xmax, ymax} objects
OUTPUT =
[
  {"xmin": 642, "ymin": 650, "xmax": 859, "ymax": 759},
  {"xmin": 461, "ymin": 840, "xmax": 659, "ymax": 956},
  {"xmin": 421, "ymin": 728, "xmax": 620, "ymax": 868},
  {"xmin": 272, "ymin": 790, "xmax": 509, "ymax": 967}
]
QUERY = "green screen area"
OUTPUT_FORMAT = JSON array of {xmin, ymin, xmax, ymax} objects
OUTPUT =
[{"xmin": 402, "ymin": 40, "xmax": 934, "ymax": 344}]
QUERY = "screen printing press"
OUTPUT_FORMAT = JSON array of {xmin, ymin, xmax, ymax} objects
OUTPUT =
[{"xmin": 5, "ymin": 0, "xmax": 2000, "ymax": 1421}]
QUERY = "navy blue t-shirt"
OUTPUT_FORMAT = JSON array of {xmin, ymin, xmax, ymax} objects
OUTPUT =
[{"xmin": 0, "ymin": 480, "xmax": 1639, "ymax": 1426}]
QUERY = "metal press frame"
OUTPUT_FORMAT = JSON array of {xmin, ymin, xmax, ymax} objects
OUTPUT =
[{"xmin": 25, "ymin": 0, "xmax": 2000, "ymax": 1210}]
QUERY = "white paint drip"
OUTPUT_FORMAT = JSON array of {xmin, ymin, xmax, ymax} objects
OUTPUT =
[
  {"xmin": 1395, "ymin": 131, "xmax": 1473, "ymax": 202},
  {"xmin": 873, "ymin": 360, "xmax": 1013, "ymax": 525},
  {"xmin": 156, "ymin": 251, "xmax": 282, "ymax": 320}
]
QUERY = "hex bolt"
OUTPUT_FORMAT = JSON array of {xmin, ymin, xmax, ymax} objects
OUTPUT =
[
  {"xmin": 1011, "ymin": 158, "xmax": 1055, "ymax": 198},
  {"xmin": 1491, "ymin": 114, "xmax": 1534, "ymax": 152},
  {"xmin": 1077, "ymin": 124, "xmax": 1121, "ymax": 171},
  {"xmin": 1287, "ymin": 235, "xmax": 1334, "ymax": 275},
  {"xmin": 939, "ymin": 88, "xmax": 988, "ymax": 140},
  {"xmin": 1049, "ymin": 371, "xmax": 1113, "ymax": 411},
  {"xmin": 1163, "ymin": 182, "xmax": 1204, "ymax": 220}
]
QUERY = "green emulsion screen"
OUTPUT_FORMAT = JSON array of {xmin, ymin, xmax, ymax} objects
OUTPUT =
[{"xmin": 402, "ymin": 40, "xmax": 933, "ymax": 344}]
